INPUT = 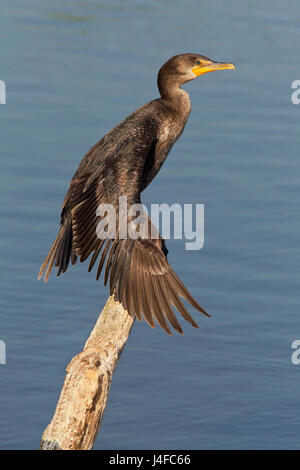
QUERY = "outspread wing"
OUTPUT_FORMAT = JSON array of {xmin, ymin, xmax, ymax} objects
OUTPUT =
[{"xmin": 38, "ymin": 113, "xmax": 209, "ymax": 334}]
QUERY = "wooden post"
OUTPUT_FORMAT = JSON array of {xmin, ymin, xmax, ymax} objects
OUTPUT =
[{"xmin": 40, "ymin": 296, "xmax": 135, "ymax": 450}]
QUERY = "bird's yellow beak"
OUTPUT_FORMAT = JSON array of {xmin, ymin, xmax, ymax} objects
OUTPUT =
[{"xmin": 192, "ymin": 61, "xmax": 236, "ymax": 77}]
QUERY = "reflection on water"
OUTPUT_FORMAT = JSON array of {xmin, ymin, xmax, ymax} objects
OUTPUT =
[
  {"xmin": 1, "ymin": 0, "xmax": 300, "ymax": 450},
  {"xmin": 49, "ymin": 13, "xmax": 93, "ymax": 22}
]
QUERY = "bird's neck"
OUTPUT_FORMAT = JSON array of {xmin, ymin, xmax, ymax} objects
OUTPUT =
[{"xmin": 158, "ymin": 82, "xmax": 191, "ymax": 120}]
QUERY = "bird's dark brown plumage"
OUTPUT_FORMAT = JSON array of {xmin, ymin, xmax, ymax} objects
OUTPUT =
[{"xmin": 38, "ymin": 53, "xmax": 235, "ymax": 334}]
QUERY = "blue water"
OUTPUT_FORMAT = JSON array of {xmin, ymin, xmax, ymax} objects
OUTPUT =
[{"xmin": 1, "ymin": 0, "xmax": 300, "ymax": 449}]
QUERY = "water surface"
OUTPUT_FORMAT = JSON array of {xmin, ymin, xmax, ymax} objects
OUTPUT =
[{"xmin": 0, "ymin": 0, "xmax": 300, "ymax": 449}]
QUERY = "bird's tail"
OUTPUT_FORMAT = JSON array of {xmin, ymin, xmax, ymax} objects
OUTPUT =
[{"xmin": 38, "ymin": 219, "xmax": 76, "ymax": 282}]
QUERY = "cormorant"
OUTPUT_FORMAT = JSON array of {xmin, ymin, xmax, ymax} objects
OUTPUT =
[{"xmin": 38, "ymin": 53, "xmax": 235, "ymax": 335}]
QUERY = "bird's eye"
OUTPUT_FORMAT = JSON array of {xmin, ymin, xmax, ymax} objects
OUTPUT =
[{"xmin": 196, "ymin": 60, "xmax": 201, "ymax": 65}]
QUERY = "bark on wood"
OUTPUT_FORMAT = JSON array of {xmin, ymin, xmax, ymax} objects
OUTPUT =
[{"xmin": 40, "ymin": 296, "xmax": 135, "ymax": 450}]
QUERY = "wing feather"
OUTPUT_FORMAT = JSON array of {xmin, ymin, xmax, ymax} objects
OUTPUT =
[{"xmin": 38, "ymin": 112, "xmax": 209, "ymax": 334}]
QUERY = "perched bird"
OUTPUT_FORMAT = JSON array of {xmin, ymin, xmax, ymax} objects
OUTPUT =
[{"xmin": 38, "ymin": 53, "xmax": 235, "ymax": 335}]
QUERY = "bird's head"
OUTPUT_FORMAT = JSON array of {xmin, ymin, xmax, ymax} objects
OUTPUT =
[{"xmin": 158, "ymin": 53, "xmax": 235, "ymax": 97}]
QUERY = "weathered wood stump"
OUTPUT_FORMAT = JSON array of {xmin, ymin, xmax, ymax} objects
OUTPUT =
[{"xmin": 40, "ymin": 296, "xmax": 135, "ymax": 450}]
